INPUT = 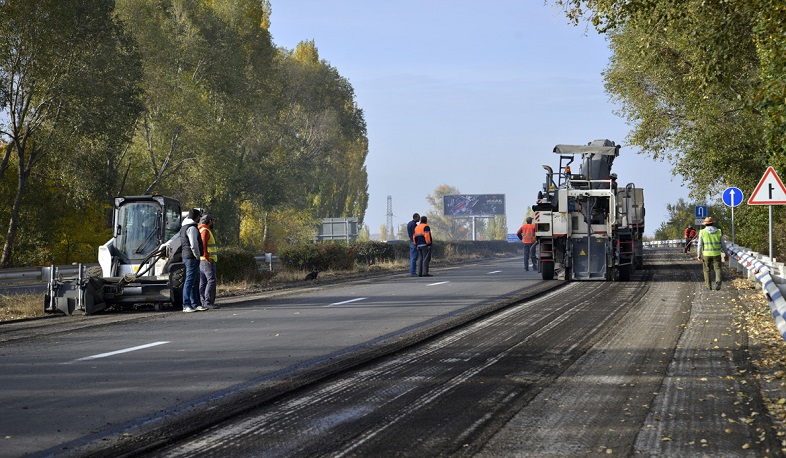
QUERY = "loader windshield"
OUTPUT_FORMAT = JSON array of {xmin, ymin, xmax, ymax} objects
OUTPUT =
[{"xmin": 116, "ymin": 201, "xmax": 162, "ymax": 261}]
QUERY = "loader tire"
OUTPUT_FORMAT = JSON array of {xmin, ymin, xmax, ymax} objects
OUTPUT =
[
  {"xmin": 541, "ymin": 261, "xmax": 555, "ymax": 280},
  {"xmin": 169, "ymin": 264, "xmax": 185, "ymax": 310}
]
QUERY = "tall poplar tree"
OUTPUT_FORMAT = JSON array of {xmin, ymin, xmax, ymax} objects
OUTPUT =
[{"xmin": 0, "ymin": 0, "xmax": 142, "ymax": 266}]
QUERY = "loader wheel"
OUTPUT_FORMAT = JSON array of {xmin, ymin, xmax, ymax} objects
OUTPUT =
[
  {"xmin": 169, "ymin": 264, "xmax": 185, "ymax": 310},
  {"xmin": 541, "ymin": 261, "xmax": 555, "ymax": 280}
]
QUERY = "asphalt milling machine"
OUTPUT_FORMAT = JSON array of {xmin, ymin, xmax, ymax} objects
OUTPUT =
[
  {"xmin": 532, "ymin": 139, "xmax": 645, "ymax": 281},
  {"xmin": 44, "ymin": 195, "xmax": 189, "ymax": 315}
]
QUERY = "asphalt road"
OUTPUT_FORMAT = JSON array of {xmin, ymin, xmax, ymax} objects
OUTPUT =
[
  {"xmin": 1, "ymin": 257, "xmax": 546, "ymax": 457},
  {"xmin": 1, "ymin": 250, "xmax": 780, "ymax": 457}
]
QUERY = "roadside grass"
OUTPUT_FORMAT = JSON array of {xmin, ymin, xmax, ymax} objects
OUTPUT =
[{"xmin": 0, "ymin": 293, "xmax": 45, "ymax": 321}]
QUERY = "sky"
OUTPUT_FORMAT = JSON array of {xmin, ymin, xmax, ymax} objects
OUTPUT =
[{"xmin": 268, "ymin": 1, "xmax": 690, "ymax": 238}]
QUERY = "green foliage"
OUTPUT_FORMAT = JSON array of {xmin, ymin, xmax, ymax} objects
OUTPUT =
[
  {"xmin": 436, "ymin": 240, "xmax": 523, "ymax": 259},
  {"xmin": 0, "ymin": 1, "xmax": 370, "ymax": 268},
  {"xmin": 279, "ymin": 242, "xmax": 357, "ymax": 271},
  {"xmin": 0, "ymin": 0, "xmax": 143, "ymax": 266},
  {"xmin": 425, "ymin": 185, "xmax": 471, "ymax": 241},
  {"xmin": 483, "ymin": 216, "xmax": 509, "ymax": 241},
  {"xmin": 215, "ymin": 247, "xmax": 260, "ymax": 283},
  {"xmin": 653, "ymin": 198, "xmax": 729, "ymax": 242},
  {"xmin": 354, "ymin": 241, "xmax": 399, "ymax": 265},
  {"xmin": 552, "ymin": 0, "xmax": 786, "ymax": 260}
]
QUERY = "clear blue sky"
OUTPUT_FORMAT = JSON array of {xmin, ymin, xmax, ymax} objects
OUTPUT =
[{"xmin": 268, "ymin": 1, "xmax": 689, "ymax": 238}]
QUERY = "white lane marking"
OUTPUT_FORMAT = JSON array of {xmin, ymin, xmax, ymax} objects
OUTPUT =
[
  {"xmin": 428, "ymin": 281, "xmax": 450, "ymax": 286},
  {"xmin": 487, "ymin": 270, "xmax": 502, "ymax": 274},
  {"xmin": 326, "ymin": 297, "xmax": 367, "ymax": 307},
  {"xmin": 71, "ymin": 341, "xmax": 170, "ymax": 362}
]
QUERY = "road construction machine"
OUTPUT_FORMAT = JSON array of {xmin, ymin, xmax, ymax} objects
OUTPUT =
[
  {"xmin": 44, "ymin": 195, "xmax": 189, "ymax": 315},
  {"xmin": 531, "ymin": 139, "xmax": 645, "ymax": 281}
]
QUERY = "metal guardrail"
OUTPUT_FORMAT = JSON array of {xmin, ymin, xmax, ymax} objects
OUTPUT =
[
  {"xmin": 0, "ymin": 253, "xmax": 279, "ymax": 282},
  {"xmin": 0, "ymin": 265, "xmax": 90, "ymax": 282}
]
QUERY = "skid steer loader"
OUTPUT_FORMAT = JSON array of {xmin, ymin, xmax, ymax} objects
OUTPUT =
[{"xmin": 44, "ymin": 195, "xmax": 189, "ymax": 315}]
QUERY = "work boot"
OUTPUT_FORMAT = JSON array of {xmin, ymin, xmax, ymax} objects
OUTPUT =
[{"xmin": 715, "ymin": 282, "xmax": 721, "ymax": 290}]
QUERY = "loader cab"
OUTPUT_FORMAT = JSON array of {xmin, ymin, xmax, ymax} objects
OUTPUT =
[{"xmin": 112, "ymin": 195, "xmax": 182, "ymax": 264}]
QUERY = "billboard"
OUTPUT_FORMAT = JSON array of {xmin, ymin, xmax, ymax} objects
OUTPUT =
[{"xmin": 443, "ymin": 194, "xmax": 505, "ymax": 216}]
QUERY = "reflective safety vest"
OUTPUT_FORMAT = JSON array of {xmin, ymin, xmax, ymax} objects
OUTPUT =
[
  {"xmin": 413, "ymin": 224, "xmax": 432, "ymax": 246},
  {"xmin": 199, "ymin": 227, "xmax": 218, "ymax": 262},
  {"xmin": 518, "ymin": 223, "xmax": 536, "ymax": 244},
  {"xmin": 700, "ymin": 228, "xmax": 722, "ymax": 257}
]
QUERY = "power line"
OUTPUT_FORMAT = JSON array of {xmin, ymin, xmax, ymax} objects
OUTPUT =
[{"xmin": 386, "ymin": 195, "xmax": 394, "ymax": 240}]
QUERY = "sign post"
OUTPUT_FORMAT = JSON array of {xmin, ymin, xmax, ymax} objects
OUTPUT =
[
  {"xmin": 694, "ymin": 205, "xmax": 708, "ymax": 226},
  {"xmin": 722, "ymin": 187, "xmax": 743, "ymax": 245},
  {"xmin": 747, "ymin": 167, "xmax": 786, "ymax": 259}
]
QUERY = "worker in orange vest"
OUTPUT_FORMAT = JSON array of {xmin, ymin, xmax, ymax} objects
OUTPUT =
[
  {"xmin": 412, "ymin": 215, "xmax": 433, "ymax": 277},
  {"xmin": 517, "ymin": 217, "xmax": 537, "ymax": 271}
]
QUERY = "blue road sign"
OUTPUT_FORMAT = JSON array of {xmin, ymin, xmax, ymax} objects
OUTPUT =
[
  {"xmin": 722, "ymin": 187, "xmax": 744, "ymax": 207},
  {"xmin": 695, "ymin": 205, "xmax": 708, "ymax": 218}
]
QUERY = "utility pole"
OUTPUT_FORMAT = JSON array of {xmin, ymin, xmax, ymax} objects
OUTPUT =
[{"xmin": 386, "ymin": 195, "xmax": 394, "ymax": 240}]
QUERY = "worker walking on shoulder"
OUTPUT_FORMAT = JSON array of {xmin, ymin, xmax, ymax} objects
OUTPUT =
[
  {"xmin": 199, "ymin": 214, "xmax": 219, "ymax": 309},
  {"xmin": 517, "ymin": 217, "xmax": 537, "ymax": 271},
  {"xmin": 697, "ymin": 217, "xmax": 723, "ymax": 290}
]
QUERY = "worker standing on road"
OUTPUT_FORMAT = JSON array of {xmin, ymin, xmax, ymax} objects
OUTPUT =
[
  {"xmin": 199, "ymin": 214, "xmax": 219, "ymax": 310},
  {"xmin": 407, "ymin": 213, "xmax": 420, "ymax": 277},
  {"xmin": 413, "ymin": 215, "xmax": 432, "ymax": 277},
  {"xmin": 697, "ymin": 217, "xmax": 723, "ymax": 291},
  {"xmin": 181, "ymin": 208, "xmax": 205, "ymax": 312},
  {"xmin": 517, "ymin": 217, "xmax": 537, "ymax": 271}
]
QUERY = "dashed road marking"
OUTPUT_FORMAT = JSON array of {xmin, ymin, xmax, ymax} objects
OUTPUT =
[
  {"xmin": 69, "ymin": 341, "xmax": 170, "ymax": 363},
  {"xmin": 326, "ymin": 297, "xmax": 368, "ymax": 307}
]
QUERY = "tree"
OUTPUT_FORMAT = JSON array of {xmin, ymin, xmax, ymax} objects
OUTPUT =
[
  {"xmin": 0, "ymin": 1, "xmax": 371, "ymax": 265},
  {"xmin": 396, "ymin": 224, "xmax": 408, "ymax": 240},
  {"xmin": 425, "ymin": 185, "xmax": 470, "ymax": 241},
  {"xmin": 552, "ymin": 0, "xmax": 786, "ymax": 257},
  {"xmin": 0, "ymin": 0, "xmax": 142, "ymax": 266},
  {"xmin": 277, "ymin": 41, "xmax": 369, "ymax": 224},
  {"xmin": 484, "ymin": 215, "xmax": 509, "ymax": 241},
  {"xmin": 358, "ymin": 224, "xmax": 370, "ymax": 242}
]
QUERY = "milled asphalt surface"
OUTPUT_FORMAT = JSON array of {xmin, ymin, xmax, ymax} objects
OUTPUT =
[{"xmin": 478, "ymin": 249, "xmax": 782, "ymax": 456}]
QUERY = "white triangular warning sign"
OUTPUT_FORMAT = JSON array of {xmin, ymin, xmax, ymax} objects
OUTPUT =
[{"xmin": 749, "ymin": 166, "xmax": 786, "ymax": 205}]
